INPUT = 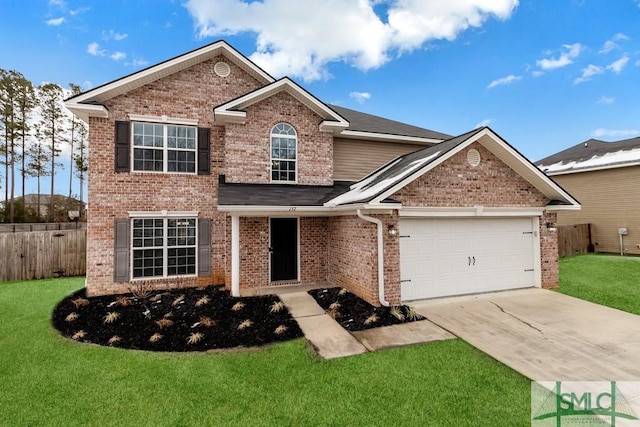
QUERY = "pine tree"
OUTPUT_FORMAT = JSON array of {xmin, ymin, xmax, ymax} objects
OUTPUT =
[
  {"xmin": 15, "ymin": 75, "xmax": 36, "ymax": 221},
  {"xmin": 73, "ymin": 120, "xmax": 88, "ymax": 219},
  {"xmin": 25, "ymin": 139, "xmax": 51, "ymax": 221},
  {"xmin": 37, "ymin": 83, "xmax": 66, "ymax": 222},
  {"xmin": 67, "ymin": 83, "xmax": 83, "ymax": 212}
]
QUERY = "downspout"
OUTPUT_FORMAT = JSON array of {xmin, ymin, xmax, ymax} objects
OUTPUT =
[{"xmin": 357, "ymin": 209, "xmax": 389, "ymax": 307}]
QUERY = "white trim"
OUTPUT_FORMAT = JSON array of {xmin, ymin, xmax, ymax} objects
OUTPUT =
[
  {"xmin": 542, "ymin": 161, "xmax": 640, "ymax": 176},
  {"xmin": 270, "ymin": 123, "xmax": 298, "ymax": 183},
  {"xmin": 532, "ymin": 217, "xmax": 542, "ymax": 288},
  {"xmin": 231, "ymin": 215, "xmax": 240, "ymax": 297},
  {"xmin": 129, "ymin": 215, "xmax": 198, "ymax": 281},
  {"xmin": 128, "ymin": 210, "xmax": 199, "ymax": 218},
  {"xmin": 269, "ymin": 217, "xmax": 300, "ymax": 283},
  {"xmin": 338, "ymin": 129, "xmax": 444, "ymax": 145},
  {"xmin": 128, "ymin": 114, "xmax": 199, "ymax": 126},
  {"xmin": 130, "ymin": 122, "xmax": 198, "ymax": 174},
  {"xmin": 67, "ymin": 41, "xmax": 274, "ymax": 106},
  {"xmin": 214, "ymin": 78, "xmax": 349, "ymax": 130},
  {"xmin": 64, "ymin": 102, "xmax": 109, "ymax": 122},
  {"xmin": 217, "ymin": 204, "xmax": 395, "ymax": 216},
  {"xmin": 319, "ymin": 120, "xmax": 350, "ymax": 133},
  {"xmin": 545, "ymin": 204, "xmax": 582, "ymax": 211},
  {"xmin": 398, "ymin": 206, "xmax": 545, "ymax": 217}
]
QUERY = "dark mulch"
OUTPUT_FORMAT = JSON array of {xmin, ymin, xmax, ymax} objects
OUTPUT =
[
  {"xmin": 308, "ymin": 287, "xmax": 425, "ymax": 332},
  {"xmin": 52, "ymin": 285, "xmax": 303, "ymax": 352}
]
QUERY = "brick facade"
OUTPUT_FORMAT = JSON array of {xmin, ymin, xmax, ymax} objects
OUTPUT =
[
  {"xmin": 224, "ymin": 91, "xmax": 333, "ymax": 186},
  {"xmin": 83, "ymin": 47, "xmax": 561, "ymax": 306}
]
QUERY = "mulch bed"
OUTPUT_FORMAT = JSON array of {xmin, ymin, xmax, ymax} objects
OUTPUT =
[
  {"xmin": 52, "ymin": 285, "xmax": 303, "ymax": 352},
  {"xmin": 308, "ymin": 287, "xmax": 425, "ymax": 332}
]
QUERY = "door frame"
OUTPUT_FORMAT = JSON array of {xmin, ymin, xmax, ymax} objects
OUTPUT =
[{"xmin": 269, "ymin": 217, "xmax": 300, "ymax": 283}]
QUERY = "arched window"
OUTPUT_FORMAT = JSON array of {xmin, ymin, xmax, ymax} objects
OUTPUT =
[{"xmin": 270, "ymin": 123, "xmax": 297, "ymax": 182}]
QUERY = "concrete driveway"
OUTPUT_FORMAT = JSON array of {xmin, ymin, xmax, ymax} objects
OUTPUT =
[{"xmin": 411, "ymin": 288, "xmax": 640, "ymax": 381}]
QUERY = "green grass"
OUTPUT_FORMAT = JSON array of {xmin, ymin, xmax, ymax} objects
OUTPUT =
[
  {"xmin": 0, "ymin": 277, "xmax": 531, "ymax": 426},
  {"xmin": 558, "ymin": 254, "xmax": 640, "ymax": 315}
]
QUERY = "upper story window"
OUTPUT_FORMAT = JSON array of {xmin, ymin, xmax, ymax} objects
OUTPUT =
[
  {"xmin": 132, "ymin": 123, "xmax": 197, "ymax": 173},
  {"xmin": 270, "ymin": 123, "xmax": 297, "ymax": 182}
]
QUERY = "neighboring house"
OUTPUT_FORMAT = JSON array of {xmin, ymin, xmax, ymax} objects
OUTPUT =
[
  {"xmin": 15, "ymin": 194, "xmax": 86, "ymax": 220},
  {"xmin": 65, "ymin": 40, "xmax": 579, "ymax": 306},
  {"xmin": 537, "ymin": 136, "xmax": 640, "ymax": 255}
]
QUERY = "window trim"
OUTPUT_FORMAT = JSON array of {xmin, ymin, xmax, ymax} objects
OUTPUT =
[
  {"xmin": 270, "ymin": 123, "xmax": 298, "ymax": 183},
  {"xmin": 131, "ymin": 120, "xmax": 198, "ymax": 174},
  {"xmin": 128, "ymin": 211, "xmax": 199, "ymax": 281}
]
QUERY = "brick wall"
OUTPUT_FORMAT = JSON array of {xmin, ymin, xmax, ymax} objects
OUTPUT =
[
  {"xmin": 224, "ymin": 91, "xmax": 333, "ymax": 186},
  {"xmin": 234, "ymin": 216, "xmax": 328, "ymax": 293},
  {"xmin": 392, "ymin": 142, "xmax": 558, "ymax": 289},
  {"xmin": 86, "ymin": 57, "xmax": 263, "ymax": 295}
]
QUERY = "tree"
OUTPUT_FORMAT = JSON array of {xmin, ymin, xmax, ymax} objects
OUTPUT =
[
  {"xmin": 67, "ymin": 83, "xmax": 84, "ymax": 212},
  {"xmin": 73, "ymin": 120, "xmax": 88, "ymax": 218},
  {"xmin": 37, "ymin": 83, "xmax": 66, "ymax": 222},
  {"xmin": 25, "ymin": 139, "xmax": 51, "ymax": 221},
  {"xmin": 15, "ymin": 75, "xmax": 36, "ymax": 221},
  {"xmin": 0, "ymin": 69, "xmax": 20, "ymax": 221}
]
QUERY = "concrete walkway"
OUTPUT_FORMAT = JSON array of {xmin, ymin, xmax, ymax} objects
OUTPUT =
[
  {"xmin": 411, "ymin": 288, "xmax": 640, "ymax": 381},
  {"xmin": 277, "ymin": 291, "xmax": 454, "ymax": 359}
]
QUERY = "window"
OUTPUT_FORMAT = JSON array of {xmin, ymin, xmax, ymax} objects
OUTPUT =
[
  {"xmin": 132, "ymin": 123, "xmax": 196, "ymax": 173},
  {"xmin": 270, "ymin": 123, "xmax": 297, "ymax": 182},
  {"xmin": 131, "ymin": 218, "xmax": 197, "ymax": 278}
]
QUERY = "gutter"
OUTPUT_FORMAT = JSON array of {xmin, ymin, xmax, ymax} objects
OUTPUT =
[{"xmin": 356, "ymin": 209, "xmax": 389, "ymax": 307}]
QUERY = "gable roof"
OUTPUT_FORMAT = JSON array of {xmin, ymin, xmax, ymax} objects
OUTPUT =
[
  {"xmin": 325, "ymin": 127, "xmax": 580, "ymax": 210},
  {"xmin": 536, "ymin": 136, "xmax": 640, "ymax": 175},
  {"xmin": 329, "ymin": 104, "xmax": 451, "ymax": 143},
  {"xmin": 65, "ymin": 40, "xmax": 275, "ymax": 122},
  {"xmin": 214, "ymin": 77, "xmax": 349, "ymax": 133}
]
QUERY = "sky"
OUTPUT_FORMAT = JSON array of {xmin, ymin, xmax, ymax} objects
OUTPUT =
[{"xmin": 1, "ymin": 0, "xmax": 640, "ymax": 200}]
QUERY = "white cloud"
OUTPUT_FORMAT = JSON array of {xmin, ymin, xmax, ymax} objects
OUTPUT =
[
  {"xmin": 87, "ymin": 42, "xmax": 106, "ymax": 56},
  {"xmin": 637, "ymin": 59, "xmax": 640, "ymax": 66},
  {"xmin": 111, "ymin": 52, "xmax": 126, "ymax": 61},
  {"xmin": 487, "ymin": 74, "xmax": 521, "ymax": 89},
  {"xmin": 592, "ymin": 128, "xmax": 639, "ymax": 138},
  {"xmin": 69, "ymin": 7, "xmax": 89, "ymax": 16},
  {"xmin": 103, "ymin": 30, "xmax": 128, "ymax": 41},
  {"xmin": 597, "ymin": 96, "xmax": 615, "ymax": 105},
  {"xmin": 46, "ymin": 17, "xmax": 65, "ymax": 26},
  {"xmin": 599, "ymin": 33, "xmax": 629, "ymax": 54},
  {"xmin": 574, "ymin": 64, "xmax": 603, "ymax": 84},
  {"xmin": 536, "ymin": 43, "xmax": 584, "ymax": 70},
  {"xmin": 475, "ymin": 119, "xmax": 492, "ymax": 128},
  {"xmin": 349, "ymin": 91, "xmax": 371, "ymax": 103},
  {"xmin": 126, "ymin": 58, "xmax": 150, "ymax": 68},
  {"xmin": 49, "ymin": 0, "xmax": 65, "ymax": 6},
  {"xmin": 531, "ymin": 70, "xmax": 544, "ymax": 77},
  {"xmin": 606, "ymin": 55, "xmax": 630, "ymax": 73},
  {"xmin": 185, "ymin": 0, "xmax": 519, "ymax": 81}
]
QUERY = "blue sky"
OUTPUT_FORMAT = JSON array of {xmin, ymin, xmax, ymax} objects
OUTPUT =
[{"xmin": 2, "ymin": 0, "xmax": 640, "ymax": 199}]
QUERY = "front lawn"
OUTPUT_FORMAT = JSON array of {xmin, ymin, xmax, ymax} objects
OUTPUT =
[
  {"xmin": 0, "ymin": 277, "xmax": 531, "ymax": 426},
  {"xmin": 558, "ymin": 254, "xmax": 640, "ymax": 315}
]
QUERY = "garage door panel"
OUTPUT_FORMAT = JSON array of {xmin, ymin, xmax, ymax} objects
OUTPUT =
[{"xmin": 400, "ymin": 217, "xmax": 536, "ymax": 300}]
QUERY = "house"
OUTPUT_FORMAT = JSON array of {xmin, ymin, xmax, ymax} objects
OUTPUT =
[
  {"xmin": 65, "ymin": 40, "xmax": 579, "ymax": 306},
  {"xmin": 537, "ymin": 136, "xmax": 640, "ymax": 255}
]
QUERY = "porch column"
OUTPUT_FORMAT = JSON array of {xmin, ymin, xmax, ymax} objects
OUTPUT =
[{"xmin": 231, "ymin": 215, "xmax": 240, "ymax": 297}]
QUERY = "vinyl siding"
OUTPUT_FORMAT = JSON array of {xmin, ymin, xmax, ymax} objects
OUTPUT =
[
  {"xmin": 333, "ymin": 138, "xmax": 431, "ymax": 181},
  {"xmin": 553, "ymin": 166, "xmax": 640, "ymax": 255}
]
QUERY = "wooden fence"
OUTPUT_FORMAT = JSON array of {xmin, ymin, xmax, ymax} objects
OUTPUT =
[
  {"xmin": 0, "ymin": 229, "xmax": 86, "ymax": 281},
  {"xmin": 0, "ymin": 222, "xmax": 86, "ymax": 233},
  {"xmin": 557, "ymin": 223, "xmax": 592, "ymax": 258}
]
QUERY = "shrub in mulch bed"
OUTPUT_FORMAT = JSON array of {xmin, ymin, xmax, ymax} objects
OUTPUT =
[
  {"xmin": 308, "ymin": 287, "xmax": 425, "ymax": 332},
  {"xmin": 52, "ymin": 285, "xmax": 303, "ymax": 352}
]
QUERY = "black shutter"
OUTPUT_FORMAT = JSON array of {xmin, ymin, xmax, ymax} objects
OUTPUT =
[
  {"xmin": 114, "ymin": 219, "xmax": 130, "ymax": 282},
  {"xmin": 115, "ymin": 121, "xmax": 130, "ymax": 172},
  {"xmin": 198, "ymin": 218, "xmax": 211, "ymax": 276},
  {"xmin": 197, "ymin": 127, "xmax": 211, "ymax": 175}
]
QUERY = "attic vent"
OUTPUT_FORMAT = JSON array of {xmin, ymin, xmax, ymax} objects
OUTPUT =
[
  {"xmin": 467, "ymin": 149, "xmax": 481, "ymax": 167},
  {"xmin": 214, "ymin": 61, "xmax": 230, "ymax": 77}
]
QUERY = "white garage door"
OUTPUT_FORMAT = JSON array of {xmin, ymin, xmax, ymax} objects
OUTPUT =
[{"xmin": 399, "ymin": 217, "xmax": 537, "ymax": 300}]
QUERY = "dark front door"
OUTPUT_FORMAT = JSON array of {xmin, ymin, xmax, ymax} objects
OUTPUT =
[{"xmin": 270, "ymin": 218, "xmax": 298, "ymax": 281}]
